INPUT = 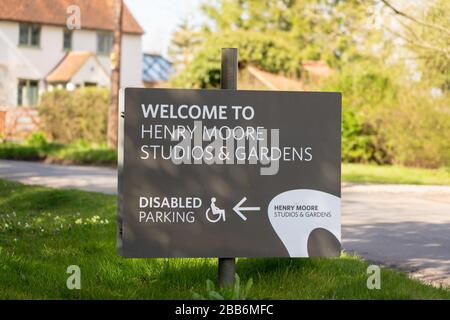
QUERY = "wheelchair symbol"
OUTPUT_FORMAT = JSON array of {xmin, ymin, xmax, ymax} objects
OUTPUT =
[{"xmin": 206, "ymin": 197, "xmax": 226, "ymax": 223}]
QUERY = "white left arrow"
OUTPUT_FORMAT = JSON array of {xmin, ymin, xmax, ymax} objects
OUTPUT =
[{"xmin": 233, "ymin": 197, "xmax": 260, "ymax": 221}]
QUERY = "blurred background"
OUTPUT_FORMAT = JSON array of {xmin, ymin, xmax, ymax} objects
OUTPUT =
[{"xmin": 0, "ymin": 0, "xmax": 449, "ymax": 175}]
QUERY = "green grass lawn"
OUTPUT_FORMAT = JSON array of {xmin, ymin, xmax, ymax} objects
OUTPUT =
[
  {"xmin": 342, "ymin": 163, "xmax": 450, "ymax": 185},
  {"xmin": 0, "ymin": 179, "xmax": 448, "ymax": 299}
]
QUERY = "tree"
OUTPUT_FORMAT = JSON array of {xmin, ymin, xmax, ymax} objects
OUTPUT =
[
  {"xmin": 171, "ymin": 0, "xmax": 386, "ymax": 88},
  {"xmin": 198, "ymin": 0, "xmax": 386, "ymax": 69},
  {"xmin": 380, "ymin": 0, "xmax": 450, "ymax": 90},
  {"xmin": 168, "ymin": 19, "xmax": 201, "ymax": 71}
]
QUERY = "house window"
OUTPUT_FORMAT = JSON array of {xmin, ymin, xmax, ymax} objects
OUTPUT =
[
  {"xmin": 17, "ymin": 79, "xmax": 39, "ymax": 106},
  {"xmin": 63, "ymin": 29, "xmax": 72, "ymax": 51},
  {"xmin": 19, "ymin": 23, "xmax": 41, "ymax": 47},
  {"xmin": 97, "ymin": 32, "xmax": 113, "ymax": 55}
]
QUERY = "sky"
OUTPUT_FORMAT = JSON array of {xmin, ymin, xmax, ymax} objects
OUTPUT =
[{"xmin": 125, "ymin": 0, "xmax": 205, "ymax": 58}]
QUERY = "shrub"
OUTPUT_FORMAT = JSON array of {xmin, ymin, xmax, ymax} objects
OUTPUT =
[
  {"xmin": 49, "ymin": 144, "xmax": 117, "ymax": 165},
  {"xmin": 0, "ymin": 140, "xmax": 116, "ymax": 165},
  {"xmin": 39, "ymin": 87, "xmax": 109, "ymax": 144},
  {"xmin": 24, "ymin": 132, "xmax": 49, "ymax": 148},
  {"xmin": 0, "ymin": 142, "xmax": 43, "ymax": 160},
  {"xmin": 378, "ymin": 91, "xmax": 450, "ymax": 168},
  {"xmin": 320, "ymin": 62, "xmax": 396, "ymax": 164},
  {"xmin": 0, "ymin": 133, "xmax": 60, "ymax": 161},
  {"xmin": 342, "ymin": 109, "xmax": 389, "ymax": 164}
]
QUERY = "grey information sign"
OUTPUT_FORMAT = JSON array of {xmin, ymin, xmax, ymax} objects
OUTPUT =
[{"xmin": 118, "ymin": 88, "xmax": 341, "ymax": 258}]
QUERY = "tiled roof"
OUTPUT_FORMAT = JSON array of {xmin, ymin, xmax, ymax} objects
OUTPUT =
[
  {"xmin": 301, "ymin": 60, "xmax": 333, "ymax": 78},
  {"xmin": 247, "ymin": 66, "xmax": 305, "ymax": 91},
  {"xmin": 46, "ymin": 51, "xmax": 107, "ymax": 82},
  {"xmin": 143, "ymin": 53, "xmax": 174, "ymax": 83},
  {"xmin": 0, "ymin": 0, "xmax": 144, "ymax": 34},
  {"xmin": 246, "ymin": 61, "xmax": 332, "ymax": 90}
]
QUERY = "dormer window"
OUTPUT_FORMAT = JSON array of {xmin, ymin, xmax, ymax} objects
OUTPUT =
[{"xmin": 19, "ymin": 23, "xmax": 40, "ymax": 47}]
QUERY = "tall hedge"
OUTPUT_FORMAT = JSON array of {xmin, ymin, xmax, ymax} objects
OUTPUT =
[{"xmin": 39, "ymin": 87, "xmax": 109, "ymax": 144}]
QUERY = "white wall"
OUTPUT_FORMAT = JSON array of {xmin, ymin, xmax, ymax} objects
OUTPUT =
[
  {"xmin": 0, "ymin": 21, "xmax": 49, "ymax": 105},
  {"xmin": 121, "ymin": 34, "xmax": 143, "ymax": 87},
  {"xmin": 0, "ymin": 22, "xmax": 66, "ymax": 78},
  {"xmin": 0, "ymin": 20, "xmax": 143, "ymax": 106},
  {"xmin": 71, "ymin": 56, "xmax": 110, "ymax": 87}
]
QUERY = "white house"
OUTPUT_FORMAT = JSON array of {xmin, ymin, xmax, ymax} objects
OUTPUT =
[{"xmin": 0, "ymin": 0, "xmax": 144, "ymax": 107}]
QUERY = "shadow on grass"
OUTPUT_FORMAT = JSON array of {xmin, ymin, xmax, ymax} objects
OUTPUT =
[
  {"xmin": 237, "ymin": 256, "xmax": 355, "ymax": 276},
  {"xmin": 153, "ymin": 257, "xmax": 348, "ymax": 288}
]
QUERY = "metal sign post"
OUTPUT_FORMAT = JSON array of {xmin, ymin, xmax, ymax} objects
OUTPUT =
[{"xmin": 218, "ymin": 48, "xmax": 237, "ymax": 287}]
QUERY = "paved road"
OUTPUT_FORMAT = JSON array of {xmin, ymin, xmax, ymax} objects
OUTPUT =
[
  {"xmin": 342, "ymin": 184, "xmax": 450, "ymax": 287},
  {"xmin": 0, "ymin": 159, "xmax": 117, "ymax": 194},
  {"xmin": 1, "ymin": 159, "xmax": 449, "ymax": 287}
]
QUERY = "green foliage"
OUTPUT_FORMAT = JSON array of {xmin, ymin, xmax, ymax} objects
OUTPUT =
[
  {"xmin": 0, "ymin": 132, "xmax": 61, "ymax": 161},
  {"xmin": 24, "ymin": 132, "xmax": 49, "ymax": 148},
  {"xmin": 321, "ymin": 59, "xmax": 398, "ymax": 107},
  {"xmin": 171, "ymin": 30, "xmax": 302, "ymax": 88},
  {"xmin": 0, "ymin": 142, "xmax": 43, "ymax": 161},
  {"xmin": 419, "ymin": 0, "xmax": 450, "ymax": 90},
  {"xmin": 168, "ymin": 19, "xmax": 202, "ymax": 70},
  {"xmin": 0, "ymin": 140, "xmax": 116, "ymax": 166},
  {"xmin": 200, "ymin": 0, "xmax": 376, "ymax": 67},
  {"xmin": 378, "ymin": 90, "xmax": 450, "ymax": 168},
  {"xmin": 49, "ymin": 143, "xmax": 117, "ymax": 166},
  {"xmin": 284, "ymin": 0, "xmax": 377, "ymax": 67},
  {"xmin": 324, "ymin": 60, "xmax": 450, "ymax": 167},
  {"xmin": 320, "ymin": 62, "xmax": 397, "ymax": 164},
  {"xmin": 384, "ymin": 0, "xmax": 450, "ymax": 90},
  {"xmin": 38, "ymin": 87, "xmax": 109, "ymax": 144},
  {"xmin": 192, "ymin": 274, "xmax": 253, "ymax": 300},
  {"xmin": 201, "ymin": 0, "xmax": 294, "ymax": 33},
  {"xmin": 326, "ymin": 60, "xmax": 450, "ymax": 167},
  {"xmin": 341, "ymin": 109, "xmax": 388, "ymax": 164}
]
